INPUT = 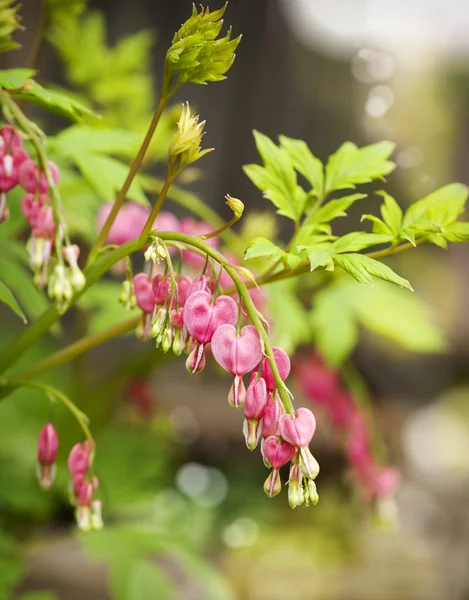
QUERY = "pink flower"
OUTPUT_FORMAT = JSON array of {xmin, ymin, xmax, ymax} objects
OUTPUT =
[
  {"xmin": 279, "ymin": 407, "xmax": 316, "ymax": 448},
  {"xmin": 152, "ymin": 274, "xmax": 171, "ymax": 305},
  {"xmin": 18, "ymin": 159, "xmax": 59, "ymax": 194},
  {"xmin": 133, "ymin": 273, "xmax": 155, "ymax": 313},
  {"xmin": 154, "ymin": 211, "xmax": 180, "ymax": 233},
  {"xmin": 186, "ymin": 274, "xmax": 212, "ymax": 297},
  {"xmin": 96, "ymin": 201, "xmax": 150, "ymax": 245},
  {"xmin": 37, "ymin": 423, "xmax": 59, "ymax": 490},
  {"xmin": 295, "ymin": 354, "xmax": 338, "ymax": 405},
  {"xmin": 259, "ymin": 347, "xmax": 291, "ymax": 392},
  {"xmin": 177, "ymin": 275, "xmax": 193, "ymax": 307},
  {"xmin": 262, "ymin": 396, "xmax": 282, "ymax": 438},
  {"xmin": 263, "ymin": 435, "xmax": 297, "ymax": 498},
  {"xmin": 67, "ymin": 441, "xmax": 92, "ymax": 477},
  {"xmin": 243, "ymin": 377, "xmax": 269, "ymax": 449},
  {"xmin": 183, "ymin": 291, "xmax": 238, "ymax": 345},
  {"xmin": 211, "ymin": 324, "xmax": 263, "ymax": 408}
]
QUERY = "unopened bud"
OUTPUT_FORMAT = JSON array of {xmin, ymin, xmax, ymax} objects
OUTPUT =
[
  {"xmin": 91, "ymin": 499, "xmax": 103, "ymax": 530},
  {"xmin": 287, "ymin": 464, "xmax": 303, "ymax": 510},
  {"xmin": 37, "ymin": 423, "xmax": 59, "ymax": 490},
  {"xmin": 263, "ymin": 469, "xmax": 281, "ymax": 498},
  {"xmin": 228, "ymin": 375, "xmax": 246, "ymax": 409},
  {"xmin": 144, "ymin": 241, "xmax": 166, "ymax": 264},
  {"xmin": 0, "ymin": 192, "xmax": 9, "ymax": 223},
  {"xmin": 225, "ymin": 194, "xmax": 244, "ymax": 219},
  {"xmin": 243, "ymin": 418, "xmax": 261, "ymax": 451},
  {"xmin": 172, "ymin": 327, "xmax": 184, "ymax": 356},
  {"xmin": 186, "ymin": 343, "xmax": 206, "ymax": 374},
  {"xmin": 161, "ymin": 326, "xmax": 173, "ymax": 353},
  {"xmin": 76, "ymin": 506, "xmax": 92, "ymax": 532},
  {"xmin": 151, "ymin": 307, "xmax": 167, "ymax": 338},
  {"xmin": 119, "ymin": 280, "xmax": 136, "ymax": 310},
  {"xmin": 306, "ymin": 479, "xmax": 319, "ymax": 506}
]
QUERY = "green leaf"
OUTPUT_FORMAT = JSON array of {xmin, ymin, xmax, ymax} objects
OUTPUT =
[
  {"xmin": 361, "ymin": 214, "xmax": 393, "ymax": 235},
  {"xmin": 404, "ymin": 183, "xmax": 468, "ymax": 228},
  {"xmin": 442, "ymin": 221, "xmax": 469, "ymax": 242},
  {"xmin": 377, "ymin": 191, "xmax": 402, "ymax": 236},
  {"xmin": 278, "ymin": 135, "xmax": 324, "ymax": 196},
  {"xmin": 333, "ymin": 253, "xmax": 413, "ymax": 290},
  {"xmin": 50, "ymin": 126, "xmax": 141, "ymax": 159},
  {"xmin": 243, "ymin": 237, "xmax": 302, "ymax": 269},
  {"xmin": 0, "ymin": 279, "xmax": 27, "ymax": 323},
  {"xmin": 0, "ymin": 2, "xmax": 22, "ymax": 53},
  {"xmin": 243, "ymin": 131, "xmax": 306, "ymax": 223},
  {"xmin": 331, "ymin": 232, "xmax": 393, "ymax": 254},
  {"xmin": 0, "ymin": 68, "xmax": 35, "ymax": 89},
  {"xmin": 311, "ymin": 288, "xmax": 358, "ymax": 366},
  {"xmin": 325, "ymin": 141, "xmax": 395, "ymax": 195},
  {"xmin": 126, "ymin": 559, "xmax": 175, "ymax": 600},
  {"xmin": 306, "ymin": 248, "xmax": 335, "ymax": 271},
  {"xmin": 13, "ymin": 81, "xmax": 97, "ymax": 122},
  {"xmin": 306, "ymin": 193, "xmax": 367, "ymax": 225},
  {"xmin": 72, "ymin": 153, "xmax": 147, "ymax": 204}
]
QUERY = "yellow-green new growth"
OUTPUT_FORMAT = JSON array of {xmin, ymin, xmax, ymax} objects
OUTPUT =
[
  {"xmin": 166, "ymin": 4, "xmax": 241, "ymax": 85},
  {"xmin": 169, "ymin": 102, "xmax": 213, "ymax": 173}
]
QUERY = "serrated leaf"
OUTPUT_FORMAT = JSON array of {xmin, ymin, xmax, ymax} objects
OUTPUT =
[
  {"xmin": 243, "ymin": 237, "xmax": 302, "ymax": 270},
  {"xmin": 306, "ymin": 248, "xmax": 335, "ymax": 271},
  {"xmin": 305, "ymin": 193, "xmax": 367, "ymax": 225},
  {"xmin": 325, "ymin": 141, "xmax": 395, "ymax": 195},
  {"xmin": 377, "ymin": 191, "xmax": 402, "ymax": 236},
  {"xmin": 403, "ymin": 183, "xmax": 468, "ymax": 228},
  {"xmin": 243, "ymin": 131, "xmax": 306, "ymax": 223},
  {"xmin": 361, "ymin": 214, "xmax": 393, "ymax": 235},
  {"xmin": 333, "ymin": 253, "xmax": 413, "ymax": 290},
  {"xmin": 0, "ymin": 279, "xmax": 26, "ymax": 323},
  {"xmin": 278, "ymin": 135, "xmax": 324, "ymax": 196},
  {"xmin": 442, "ymin": 221, "xmax": 469, "ymax": 242},
  {"xmin": 72, "ymin": 153, "xmax": 147, "ymax": 204},
  {"xmin": 331, "ymin": 232, "xmax": 393, "ymax": 254}
]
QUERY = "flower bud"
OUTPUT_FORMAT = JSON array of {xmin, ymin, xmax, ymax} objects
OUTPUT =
[
  {"xmin": 225, "ymin": 194, "xmax": 244, "ymax": 219},
  {"xmin": 262, "ymin": 397, "xmax": 282, "ymax": 438},
  {"xmin": 263, "ymin": 469, "xmax": 282, "ymax": 498},
  {"xmin": 161, "ymin": 326, "xmax": 173, "ymax": 353},
  {"xmin": 172, "ymin": 327, "xmax": 184, "ymax": 356},
  {"xmin": 91, "ymin": 499, "xmax": 103, "ymax": 530},
  {"xmin": 287, "ymin": 464, "xmax": 303, "ymax": 510},
  {"xmin": 306, "ymin": 479, "xmax": 319, "ymax": 506},
  {"xmin": 68, "ymin": 441, "xmax": 92, "ymax": 477},
  {"xmin": 243, "ymin": 418, "xmax": 261, "ymax": 451},
  {"xmin": 76, "ymin": 506, "xmax": 92, "ymax": 532},
  {"xmin": 244, "ymin": 377, "xmax": 268, "ymax": 420},
  {"xmin": 37, "ymin": 423, "xmax": 59, "ymax": 490},
  {"xmin": 0, "ymin": 192, "xmax": 9, "ymax": 223},
  {"xmin": 119, "ymin": 280, "xmax": 136, "ymax": 310},
  {"xmin": 151, "ymin": 307, "xmax": 167, "ymax": 338}
]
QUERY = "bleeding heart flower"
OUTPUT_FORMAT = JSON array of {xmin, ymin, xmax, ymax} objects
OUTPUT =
[
  {"xmin": 211, "ymin": 324, "xmax": 262, "ymax": 408},
  {"xmin": 18, "ymin": 159, "xmax": 60, "ymax": 194},
  {"xmin": 67, "ymin": 441, "xmax": 92, "ymax": 477},
  {"xmin": 262, "ymin": 396, "xmax": 282, "ymax": 438},
  {"xmin": 133, "ymin": 273, "xmax": 155, "ymax": 313},
  {"xmin": 183, "ymin": 291, "xmax": 238, "ymax": 344},
  {"xmin": 177, "ymin": 275, "xmax": 193, "ymax": 307},
  {"xmin": 279, "ymin": 407, "xmax": 316, "ymax": 448},
  {"xmin": 259, "ymin": 347, "xmax": 291, "ymax": 391},
  {"xmin": 37, "ymin": 423, "xmax": 59, "ymax": 489},
  {"xmin": 263, "ymin": 435, "xmax": 297, "ymax": 469},
  {"xmin": 152, "ymin": 274, "xmax": 171, "ymax": 305},
  {"xmin": 244, "ymin": 377, "xmax": 268, "ymax": 420}
]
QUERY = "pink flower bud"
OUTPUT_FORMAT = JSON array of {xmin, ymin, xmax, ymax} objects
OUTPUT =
[
  {"xmin": 0, "ymin": 126, "xmax": 23, "ymax": 151},
  {"xmin": 187, "ymin": 274, "xmax": 212, "ymax": 297},
  {"xmin": 18, "ymin": 159, "xmax": 59, "ymax": 194},
  {"xmin": 263, "ymin": 435, "xmax": 297, "ymax": 469},
  {"xmin": 31, "ymin": 206, "xmax": 55, "ymax": 239},
  {"xmin": 177, "ymin": 275, "xmax": 193, "ymax": 307},
  {"xmin": 170, "ymin": 308, "xmax": 184, "ymax": 329},
  {"xmin": 260, "ymin": 347, "xmax": 291, "ymax": 391},
  {"xmin": 244, "ymin": 377, "xmax": 268, "ymax": 420},
  {"xmin": 279, "ymin": 407, "xmax": 316, "ymax": 448},
  {"xmin": 183, "ymin": 291, "xmax": 238, "ymax": 344},
  {"xmin": 152, "ymin": 274, "xmax": 170, "ymax": 305},
  {"xmin": 68, "ymin": 441, "xmax": 92, "ymax": 476},
  {"xmin": 37, "ymin": 423, "xmax": 59, "ymax": 490},
  {"xmin": 132, "ymin": 273, "xmax": 155, "ymax": 313},
  {"xmin": 262, "ymin": 396, "xmax": 282, "ymax": 438},
  {"xmin": 37, "ymin": 423, "xmax": 59, "ymax": 464},
  {"xmin": 78, "ymin": 480, "xmax": 94, "ymax": 507},
  {"xmin": 20, "ymin": 193, "xmax": 47, "ymax": 227}
]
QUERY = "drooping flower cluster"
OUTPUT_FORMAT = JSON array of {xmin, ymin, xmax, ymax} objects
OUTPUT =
[
  {"xmin": 36, "ymin": 422, "xmax": 102, "ymax": 531},
  {"xmin": 0, "ymin": 124, "xmax": 86, "ymax": 309},
  {"xmin": 294, "ymin": 352, "xmax": 400, "ymax": 501}
]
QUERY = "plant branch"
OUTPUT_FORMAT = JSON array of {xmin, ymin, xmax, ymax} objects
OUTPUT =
[
  {"xmin": 88, "ymin": 71, "xmax": 173, "ymax": 261},
  {"xmin": 15, "ymin": 317, "xmax": 140, "ymax": 381},
  {"xmin": 139, "ymin": 173, "xmax": 175, "ymax": 240}
]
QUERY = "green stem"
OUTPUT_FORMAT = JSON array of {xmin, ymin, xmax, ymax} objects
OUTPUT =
[
  {"xmin": 139, "ymin": 174, "xmax": 174, "ymax": 240},
  {"xmin": 88, "ymin": 72, "xmax": 172, "ymax": 261},
  {"xmin": 200, "ymin": 214, "xmax": 239, "ymax": 240},
  {"xmin": 1, "ymin": 380, "xmax": 93, "ymax": 442},
  {"xmin": 15, "ymin": 317, "xmax": 140, "ymax": 381}
]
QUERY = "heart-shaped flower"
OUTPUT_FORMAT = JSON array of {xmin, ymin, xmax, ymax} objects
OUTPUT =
[
  {"xmin": 133, "ymin": 273, "xmax": 155, "ymax": 313},
  {"xmin": 244, "ymin": 377, "xmax": 268, "ymax": 420},
  {"xmin": 279, "ymin": 407, "xmax": 316, "ymax": 448},
  {"xmin": 262, "ymin": 396, "xmax": 282, "ymax": 438},
  {"xmin": 263, "ymin": 435, "xmax": 297, "ymax": 469},
  {"xmin": 183, "ymin": 291, "xmax": 238, "ymax": 344},
  {"xmin": 152, "ymin": 274, "xmax": 171, "ymax": 305},
  {"xmin": 259, "ymin": 347, "xmax": 291, "ymax": 391}
]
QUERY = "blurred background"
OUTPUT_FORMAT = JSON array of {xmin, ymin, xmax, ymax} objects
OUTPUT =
[{"xmin": 2, "ymin": 0, "xmax": 469, "ymax": 598}]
